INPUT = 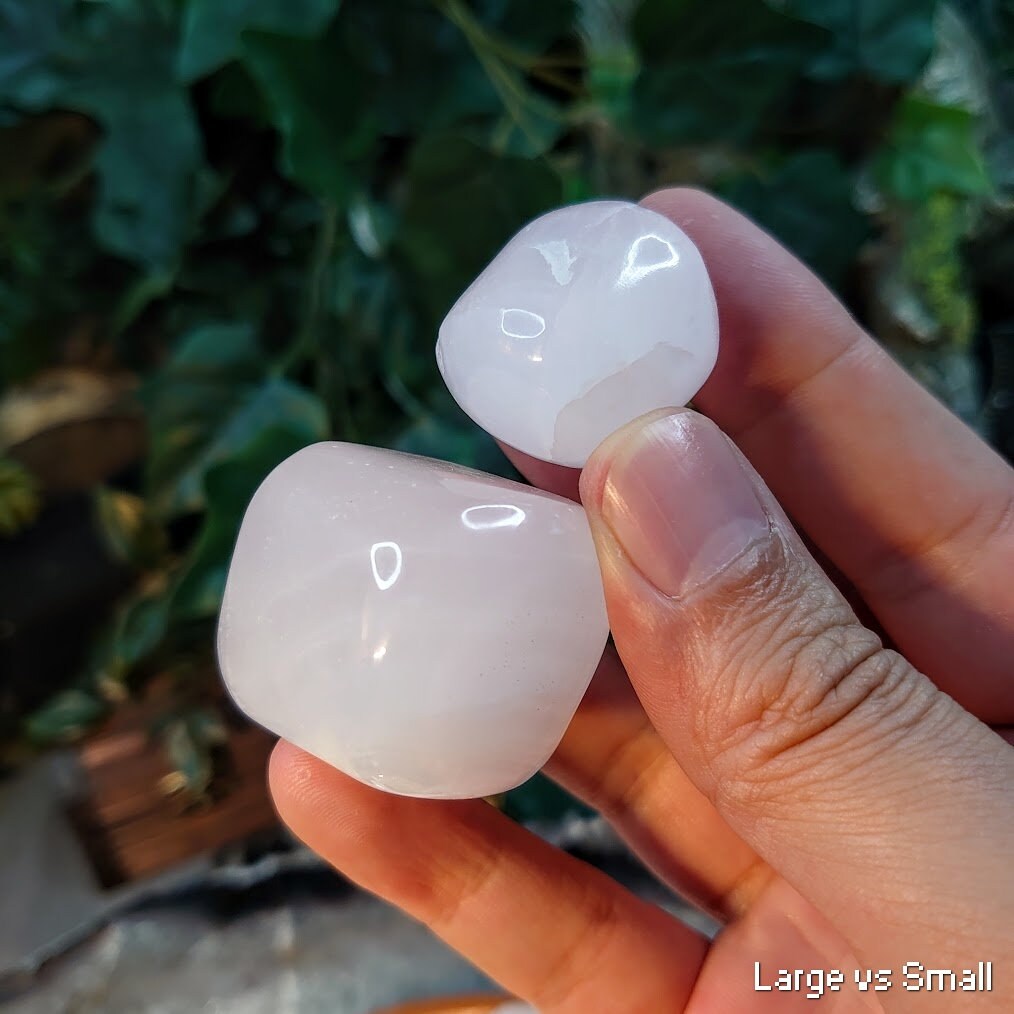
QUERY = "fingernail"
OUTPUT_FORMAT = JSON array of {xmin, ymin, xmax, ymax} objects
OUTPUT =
[{"xmin": 600, "ymin": 412, "xmax": 770, "ymax": 596}]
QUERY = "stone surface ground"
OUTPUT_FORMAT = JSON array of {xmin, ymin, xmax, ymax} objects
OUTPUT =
[{"xmin": 5, "ymin": 847, "xmax": 715, "ymax": 1013}]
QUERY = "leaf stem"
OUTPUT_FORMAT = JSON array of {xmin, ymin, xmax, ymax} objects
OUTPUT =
[
  {"xmin": 437, "ymin": 0, "xmax": 573, "ymax": 152},
  {"xmin": 276, "ymin": 200, "xmax": 338, "ymax": 378}
]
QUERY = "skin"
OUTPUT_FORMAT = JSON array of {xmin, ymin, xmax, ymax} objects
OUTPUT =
[{"xmin": 268, "ymin": 189, "xmax": 1014, "ymax": 1012}]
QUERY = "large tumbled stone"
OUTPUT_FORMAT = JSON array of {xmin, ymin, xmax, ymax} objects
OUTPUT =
[
  {"xmin": 217, "ymin": 442, "xmax": 609, "ymax": 799},
  {"xmin": 437, "ymin": 200, "xmax": 719, "ymax": 467}
]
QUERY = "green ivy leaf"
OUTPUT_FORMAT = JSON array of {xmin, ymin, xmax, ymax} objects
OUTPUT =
[
  {"xmin": 722, "ymin": 150, "xmax": 868, "ymax": 287},
  {"xmin": 338, "ymin": 0, "xmax": 568, "ymax": 154},
  {"xmin": 0, "ymin": 456, "xmax": 40, "ymax": 537},
  {"xmin": 901, "ymin": 191, "xmax": 978, "ymax": 346},
  {"xmin": 154, "ymin": 377, "xmax": 327, "ymax": 518},
  {"xmin": 503, "ymin": 772, "xmax": 591, "ymax": 822},
  {"xmin": 241, "ymin": 25, "xmax": 375, "ymax": 202},
  {"xmin": 393, "ymin": 415, "xmax": 512, "ymax": 475},
  {"xmin": 399, "ymin": 134, "xmax": 562, "ymax": 324},
  {"xmin": 93, "ymin": 488, "xmax": 169, "ymax": 570},
  {"xmin": 77, "ymin": 6, "xmax": 211, "ymax": 268},
  {"xmin": 71, "ymin": 585, "xmax": 172, "ymax": 704},
  {"xmin": 339, "ymin": 0, "xmax": 497, "ymax": 135},
  {"xmin": 473, "ymin": 0, "xmax": 576, "ymax": 52},
  {"xmin": 577, "ymin": 0, "xmax": 640, "ymax": 122},
  {"xmin": 163, "ymin": 715, "xmax": 213, "ymax": 797},
  {"xmin": 25, "ymin": 688, "xmax": 106, "ymax": 744},
  {"xmin": 875, "ymin": 95, "xmax": 993, "ymax": 201},
  {"xmin": 631, "ymin": 0, "xmax": 825, "ymax": 143},
  {"xmin": 172, "ymin": 426, "xmax": 315, "ymax": 618},
  {"xmin": 778, "ymin": 0, "xmax": 938, "ymax": 82},
  {"xmin": 0, "ymin": 0, "xmax": 68, "ymax": 109},
  {"xmin": 113, "ymin": 590, "xmax": 171, "ymax": 671},
  {"xmin": 91, "ymin": 90, "xmax": 208, "ymax": 269},
  {"xmin": 144, "ymin": 321, "xmax": 260, "ymax": 510},
  {"xmin": 0, "ymin": 1, "xmax": 207, "ymax": 267},
  {"xmin": 144, "ymin": 322, "xmax": 328, "ymax": 517},
  {"xmin": 178, "ymin": 0, "xmax": 340, "ymax": 81}
]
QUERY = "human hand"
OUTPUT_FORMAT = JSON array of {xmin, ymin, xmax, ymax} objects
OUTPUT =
[{"xmin": 268, "ymin": 189, "xmax": 1014, "ymax": 1012}]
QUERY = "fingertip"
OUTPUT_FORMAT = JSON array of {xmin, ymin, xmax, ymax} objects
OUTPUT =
[
  {"xmin": 267, "ymin": 740, "xmax": 368, "ymax": 840},
  {"xmin": 268, "ymin": 738, "xmax": 308, "ymax": 797},
  {"xmin": 267, "ymin": 740, "xmax": 319, "ymax": 830},
  {"xmin": 498, "ymin": 441, "xmax": 582, "ymax": 502},
  {"xmin": 639, "ymin": 185, "xmax": 726, "ymax": 224}
]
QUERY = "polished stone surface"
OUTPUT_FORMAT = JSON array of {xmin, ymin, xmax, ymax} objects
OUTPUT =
[
  {"xmin": 437, "ymin": 200, "xmax": 719, "ymax": 467},
  {"xmin": 217, "ymin": 443, "xmax": 609, "ymax": 799}
]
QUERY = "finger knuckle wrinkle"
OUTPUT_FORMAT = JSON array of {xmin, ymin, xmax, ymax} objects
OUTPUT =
[
  {"xmin": 596, "ymin": 727, "xmax": 672, "ymax": 821},
  {"xmin": 868, "ymin": 489, "xmax": 1014, "ymax": 604},
  {"xmin": 530, "ymin": 890, "xmax": 625, "ymax": 1011},
  {"xmin": 706, "ymin": 605, "xmax": 923, "ymax": 793},
  {"xmin": 427, "ymin": 822, "xmax": 508, "ymax": 931}
]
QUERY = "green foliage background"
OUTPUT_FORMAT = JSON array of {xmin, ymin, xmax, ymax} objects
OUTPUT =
[{"xmin": 1, "ymin": 0, "xmax": 1012, "ymax": 796}]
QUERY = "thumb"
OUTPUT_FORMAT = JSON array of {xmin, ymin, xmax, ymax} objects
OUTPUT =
[{"xmin": 580, "ymin": 408, "xmax": 1014, "ymax": 973}]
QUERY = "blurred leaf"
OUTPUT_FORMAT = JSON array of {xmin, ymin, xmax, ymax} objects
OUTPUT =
[
  {"xmin": 399, "ymin": 134, "xmax": 562, "ymax": 322},
  {"xmin": 578, "ymin": 0, "xmax": 639, "ymax": 120},
  {"xmin": 188, "ymin": 707, "xmax": 228, "ymax": 746},
  {"xmin": 163, "ymin": 715, "xmax": 213, "ymax": 796},
  {"xmin": 73, "ymin": 6, "xmax": 209, "ymax": 268},
  {"xmin": 340, "ymin": 0, "xmax": 498, "ymax": 135},
  {"xmin": 780, "ymin": 0, "xmax": 938, "ymax": 82},
  {"xmin": 436, "ymin": 0, "xmax": 569, "ymax": 156},
  {"xmin": 631, "ymin": 0, "xmax": 825, "ymax": 143},
  {"xmin": 329, "ymin": 246, "xmax": 423, "ymax": 416},
  {"xmin": 394, "ymin": 415, "xmax": 512, "ymax": 475},
  {"xmin": 172, "ymin": 426, "xmax": 315, "ymax": 618},
  {"xmin": 0, "ymin": 0, "xmax": 67, "ymax": 109},
  {"xmin": 503, "ymin": 772, "xmax": 592, "ymax": 822},
  {"xmin": 207, "ymin": 61, "xmax": 271, "ymax": 124},
  {"xmin": 91, "ymin": 91, "xmax": 208, "ymax": 269},
  {"xmin": 903, "ymin": 191, "xmax": 978, "ymax": 346},
  {"xmin": 722, "ymin": 150, "xmax": 868, "ymax": 287},
  {"xmin": 918, "ymin": 4, "xmax": 991, "ymax": 113},
  {"xmin": 178, "ymin": 0, "xmax": 340, "ymax": 81},
  {"xmin": 242, "ymin": 25, "xmax": 375, "ymax": 202},
  {"xmin": 336, "ymin": 0, "xmax": 571, "ymax": 155},
  {"xmin": 1, "ymin": 1, "xmax": 207, "ymax": 266},
  {"xmin": 486, "ymin": 89, "xmax": 566, "ymax": 157},
  {"xmin": 24, "ymin": 688, "xmax": 106, "ymax": 744},
  {"xmin": 80, "ymin": 584, "xmax": 172, "ymax": 703},
  {"xmin": 144, "ymin": 322, "xmax": 327, "ymax": 517},
  {"xmin": 473, "ymin": 0, "xmax": 577, "ymax": 51},
  {"xmin": 113, "ymin": 589, "xmax": 171, "ymax": 670},
  {"xmin": 0, "ymin": 456, "xmax": 40, "ymax": 536},
  {"xmin": 151, "ymin": 375, "xmax": 327, "ymax": 518},
  {"xmin": 167, "ymin": 320, "xmax": 263, "ymax": 372},
  {"xmin": 875, "ymin": 95, "xmax": 992, "ymax": 201},
  {"xmin": 94, "ymin": 488, "xmax": 169, "ymax": 570}
]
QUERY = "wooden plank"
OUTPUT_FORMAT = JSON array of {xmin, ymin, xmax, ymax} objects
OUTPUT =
[{"xmin": 72, "ymin": 684, "xmax": 278, "ymax": 885}]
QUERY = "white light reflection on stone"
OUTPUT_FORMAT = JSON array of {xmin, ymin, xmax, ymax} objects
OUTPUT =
[
  {"xmin": 535, "ymin": 239, "xmax": 576, "ymax": 285},
  {"xmin": 500, "ymin": 307, "xmax": 546, "ymax": 340},
  {"xmin": 461, "ymin": 504, "xmax": 527, "ymax": 530},
  {"xmin": 370, "ymin": 541, "xmax": 403, "ymax": 590},
  {"xmin": 618, "ymin": 234, "xmax": 679, "ymax": 287}
]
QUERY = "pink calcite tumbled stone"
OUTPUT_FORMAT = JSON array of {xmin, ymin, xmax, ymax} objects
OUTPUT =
[
  {"xmin": 217, "ymin": 443, "xmax": 609, "ymax": 799},
  {"xmin": 437, "ymin": 200, "xmax": 719, "ymax": 467}
]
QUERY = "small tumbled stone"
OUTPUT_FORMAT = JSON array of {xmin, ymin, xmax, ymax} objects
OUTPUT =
[{"xmin": 437, "ymin": 200, "xmax": 719, "ymax": 467}]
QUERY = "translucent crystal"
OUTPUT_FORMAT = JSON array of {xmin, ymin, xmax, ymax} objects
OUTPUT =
[
  {"xmin": 437, "ymin": 200, "xmax": 719, "ymax": 466},
  {"xmin": 217, "ymin": 443, "xmax": 609, "ymax": 799}
]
